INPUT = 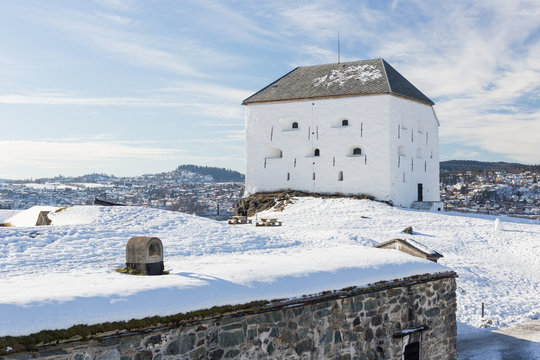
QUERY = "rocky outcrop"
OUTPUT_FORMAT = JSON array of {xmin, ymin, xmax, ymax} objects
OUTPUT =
[{"xmin": 235, "ymin": 191, "xmax": 376, "ymax": 216}]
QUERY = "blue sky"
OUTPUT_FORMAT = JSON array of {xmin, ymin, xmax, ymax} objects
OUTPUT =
[{"xmin": 1, "ymin": 0, "xmax": 539, "ymax": 179}]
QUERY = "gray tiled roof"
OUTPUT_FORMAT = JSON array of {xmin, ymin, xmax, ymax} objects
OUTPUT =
[{"xmin": 242, "ymin": 58, "xmax": 434, "ymax": 105}]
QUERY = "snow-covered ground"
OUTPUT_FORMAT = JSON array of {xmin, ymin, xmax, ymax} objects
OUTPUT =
[
  {"xmin": 0, "ymin": 198, "xmax": 539, "ymax": 344},
  {"xmin": 0, "ymin": 210, "xmax": 19, "ymax": 223}
]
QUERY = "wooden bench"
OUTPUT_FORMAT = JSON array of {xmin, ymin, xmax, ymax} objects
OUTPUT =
[
  {"xmin": 228, "ymin": 216, "xmax": 252, "ymax": 225},
  {"xmin": 256, "ymin": 218, "xmax": 282, "ymax": 227}
]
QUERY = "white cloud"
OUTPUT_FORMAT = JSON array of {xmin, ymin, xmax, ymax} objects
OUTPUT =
[
  {"xmin": 94, "ymin": 12, "xmax": 134, "ymax": 25},
  {"xmin": 445, "ymin": 150, "xmax": 480, "ymax": 161},
  {"xmin": 0, "ymin": 89, "xmax": 245, "ymax": 119},
  {"xmin": 0, "ymin": 140, "xmax": 181, "ymax": 164},
  {"xmin": 33, "ymin": 9, "xmax": 224, "ymax": 78},
  {"xmin": 93, "ymin": 0, "xmax": 135, "ymax": 12},
  {"xmin": 158, "ymin": 83, "xmax": 252, "ymax": 103}
]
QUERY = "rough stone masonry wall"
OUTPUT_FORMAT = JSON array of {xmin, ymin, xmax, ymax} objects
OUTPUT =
[{"xmin": 2, "ymin": 275, "xmax": 457, "ymax": 360}]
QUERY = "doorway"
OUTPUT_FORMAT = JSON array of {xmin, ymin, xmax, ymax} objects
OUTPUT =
[
  {"xmin": 417, "ymin": 183, "xmax": 423, "ymax": 202},
  {"xmin": 403, "ymin": 341, "xmax": 420, "ymax": 360}
]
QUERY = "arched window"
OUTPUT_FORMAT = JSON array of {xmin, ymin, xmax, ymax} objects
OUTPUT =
[
  {"xmin": 314, "ymin": 148, "xmax": 320, "ymax": 157},
  {"xmin": 353, "ymin": 148, "xmax": 362, "ymax": 156},
  {"xmin": 292, "ymin": 122, "xmax": 299, "ymax": 129},
  {"xmin": 342, "ymin": 119, "xmax": 349, "ymax": 126}
]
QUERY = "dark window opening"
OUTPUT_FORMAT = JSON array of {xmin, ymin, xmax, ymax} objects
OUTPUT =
[
  {"xmin": 149, "ymin": 243, "xmax": 160, "ymax": 257},
  {"xmin": 353, "ymin": 148, "xmax": 362, "ymax": 155},
  {"xmin": 312, "ymin": 172, "xmax": 316, "ymax": 180},
  {"xmin": 403, "ymin": 341, "xmax": 420, "ymax": 360},
  {"xmin": 292, "ymin": 122, "xmax": 298, "ymax": 129},
  {"xmin": 287, "ymin": 172, "xmax": 290, "ymax": 181},
  {"xmin": 338, "ymin": 171, "xmax": 343, "ymax": 181},
  {"xmin": 314, "ymin": 148, "xmax": 320, "ymax": 157},
  {"xmin": 342, "ymin": 119, "xmax": 349, "ymax": 126}
]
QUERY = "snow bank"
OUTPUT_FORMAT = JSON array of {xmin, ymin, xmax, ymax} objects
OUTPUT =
[
  {"xmin": 0, "ymin": 210, "xmax": 19, "ymax": 223},
  {"xmin": 5, "ymin": 206, "xmax": 59, "ymax": 227},
  {"xmin": 1, "ymin": 198, "xmax": 539, "ymax": 337}
]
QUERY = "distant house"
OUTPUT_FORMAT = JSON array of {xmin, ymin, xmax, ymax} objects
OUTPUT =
[
  {"xmin": 375, "ymin": 238, "xmax": 443, "ymax": 262},
  {"xmin": 243, "ymin": 59, "xmax": 441, "ymax": 207}
]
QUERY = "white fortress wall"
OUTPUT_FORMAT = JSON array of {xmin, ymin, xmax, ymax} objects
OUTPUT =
[
  {"xmin": 388, "ymin": 96, "xmax": 441, "ymax": 207},
  {"xmin": 245, "ymin": 96, "xmax": 392, "ymax": 200}
]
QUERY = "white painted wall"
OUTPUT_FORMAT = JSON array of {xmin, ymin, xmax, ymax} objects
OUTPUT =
[
  {"xmin": 388, "ymin": 96, "xmax": 440, "ymax": 206},
  {"xmin": 245, "ymin": 94, "xmax": 440, "ymax": 207}
]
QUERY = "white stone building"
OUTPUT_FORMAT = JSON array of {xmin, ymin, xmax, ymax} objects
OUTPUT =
[{"xmin": 243, "ymin": 59, "xmax": 441, "ymax": 208}]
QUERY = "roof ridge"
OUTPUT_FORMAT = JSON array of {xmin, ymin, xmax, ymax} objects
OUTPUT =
[
  {"xmin": 380, "ymin": 58, "xmax": 392, "ymax": 93},
  {"xmin": 296, "ymin": 58, "xmax": 383, "ymax": 69}
]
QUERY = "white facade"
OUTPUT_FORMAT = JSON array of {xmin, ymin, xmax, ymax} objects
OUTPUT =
[{"xmin": 244, "ymin": 94, "xmax": 440, "ymax": 207}]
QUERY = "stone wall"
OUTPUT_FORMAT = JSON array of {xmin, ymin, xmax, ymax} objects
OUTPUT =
[{"xmin": 2, "ymin": 273, "xmax": 457, "ymax": 360}]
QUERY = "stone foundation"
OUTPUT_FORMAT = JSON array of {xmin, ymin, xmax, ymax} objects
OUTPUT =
[{"xmin": 1, "ymin": 273, "xmax": 457, "ymax": 360}]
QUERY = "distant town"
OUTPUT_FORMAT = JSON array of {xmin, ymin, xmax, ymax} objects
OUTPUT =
[
  {"xmin": 0, "ymin": 165, "xmax": 245, "ymax": 219},
  {"xmin": 1, "ymin": 161, "xmax": 539, "ymax": 220}
]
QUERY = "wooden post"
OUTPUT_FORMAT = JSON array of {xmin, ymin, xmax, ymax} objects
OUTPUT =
[{"xmin": 481, "ymin": 302, "xmax": 484, "ymax": 318}]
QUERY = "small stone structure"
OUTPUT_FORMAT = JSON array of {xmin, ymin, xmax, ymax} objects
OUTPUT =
[
  {"xmin": 3, "ymin": 272, "xmax": 457, "ymax": 359},
  {"xmin": 35, "ymin": 211, "xmax": 52, "ymax": 226},
  {"xmin": 126, "ymin": 237, "xmax": 164, "ymax": 275},
  {"xmin": 374, "ymin": 238, "xmax": 443, "ymax": 262}
]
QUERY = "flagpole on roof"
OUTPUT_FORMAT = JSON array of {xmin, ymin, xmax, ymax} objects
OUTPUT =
[{"xmin": 337, "ymin": 32, "xmax": 341, "ymax": 64}]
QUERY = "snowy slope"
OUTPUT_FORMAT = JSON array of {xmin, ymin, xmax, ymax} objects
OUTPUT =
[
  {"xmin": 0, "ymin": 210, "xmax": 19, "ymax": 223},
  {"xmin": 0, "ymin": 198, "xmax": 538, "ymax": 338}
]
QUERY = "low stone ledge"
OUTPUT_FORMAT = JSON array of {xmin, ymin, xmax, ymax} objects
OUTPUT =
[{"xmin": 0, "ymin": 271, "xmax": 457, "ymax": 358}]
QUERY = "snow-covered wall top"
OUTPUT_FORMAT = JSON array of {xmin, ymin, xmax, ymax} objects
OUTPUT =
[
  {"xmin": 1, "ymin": 197, "xmax": 539, "ymax": 336},
  {"xmin": 0, "ymin": 203, "xmax": 447, "ymax": 336}
]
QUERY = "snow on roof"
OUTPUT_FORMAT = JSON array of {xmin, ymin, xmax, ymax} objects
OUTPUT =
[
  {"xmin": 242, "ymin": 59, "xmax": 434, "ymax": 105},
  {"xmin": 376, "ymin": 238, "xmax": 442, "ymax": 258},
  {"xmin": 402, "ymin": 238, "xmax": 442, "ymax": 257},
  {"xmin": 1, "ymin": 197, "xmax": 539, "ymax": 336}
]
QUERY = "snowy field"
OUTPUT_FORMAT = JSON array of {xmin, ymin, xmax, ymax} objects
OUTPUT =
[
  {"xmin": 0, "ymin": 210, "xmax": 19, "ymax": 223},
  {"xmin": 0, "ymin": 198, "xmax": 539, "ymax": 348}
]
